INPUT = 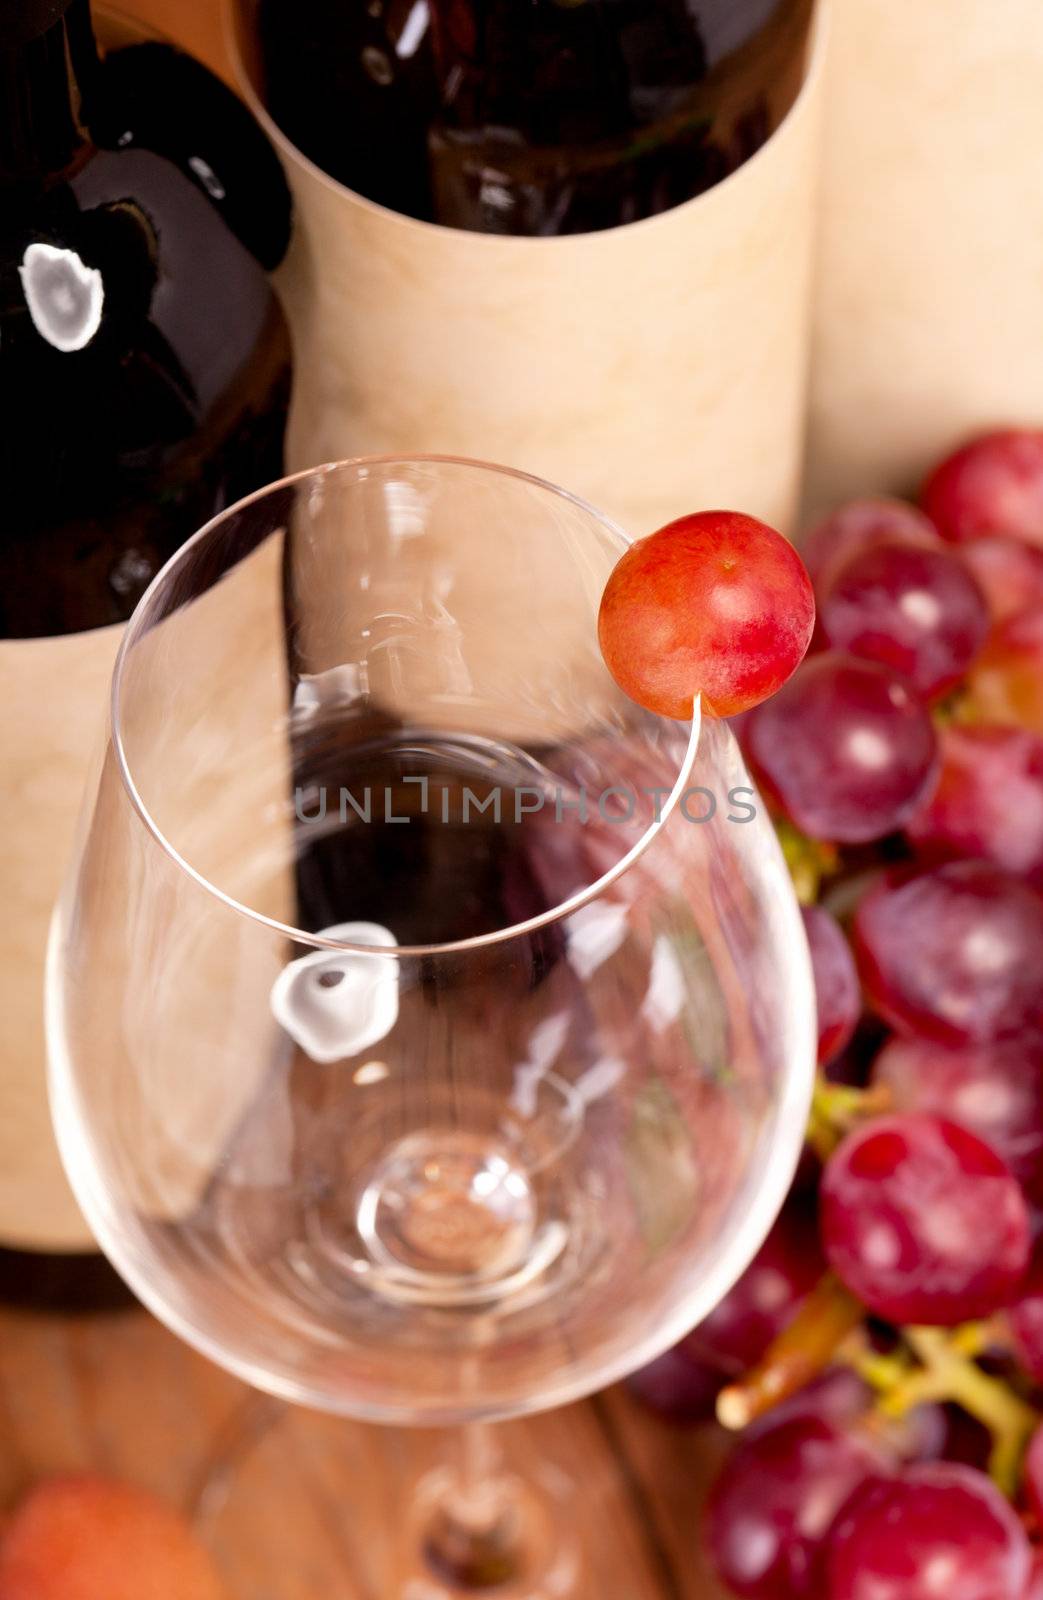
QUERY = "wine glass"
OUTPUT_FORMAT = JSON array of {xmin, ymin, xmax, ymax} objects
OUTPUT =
[{"xmin": 46, "ymin": 457, "xmax": 815, "ymax": 1596}]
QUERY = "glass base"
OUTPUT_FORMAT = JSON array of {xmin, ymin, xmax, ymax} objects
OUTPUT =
[
  {"xmin": 191, "ymin": 1399, "xmax": 590, "ymax": 1599},
  {"xmin": 398, "ymin": 1461, "xmax": 578, "ymax": 1598}
]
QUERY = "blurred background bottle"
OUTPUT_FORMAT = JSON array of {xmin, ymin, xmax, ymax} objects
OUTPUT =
[
  {"xmin": 0, "ymin": 0, "xmax": 292, "ymax": 1264},
  {"xmin": 807, "ymin": 0, "xmax": 1043, "ymax": 514},
  {"xmin": 256, "ymin": 0, "xmax": 814, "ymax": 234}
]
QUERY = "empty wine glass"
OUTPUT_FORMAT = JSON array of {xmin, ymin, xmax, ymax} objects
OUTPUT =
[{"xmin": 47, "ymin": 457, "xmax": 815, "ymax": 1597}]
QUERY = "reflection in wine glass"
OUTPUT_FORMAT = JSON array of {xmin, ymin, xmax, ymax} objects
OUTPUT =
[{"xmin": 47, "ymin": 457, "xmax": 815, "ymax": 1596}]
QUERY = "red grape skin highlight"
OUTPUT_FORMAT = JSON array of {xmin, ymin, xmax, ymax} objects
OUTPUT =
[
  {"xmin": 705, "ymin": 1416, "xmax": 878, "ymax": 1600},
  {"xmin": 820, "ymin": 1113, "xmax": 1030, "ymax": 1326},
  {"xmin": 818, "ymin": 542, "xmax": 989, "ymax": 702},
  {"xmin": 827, "ymin": 1463, "xmax": 1032, "ymax": 1600},
  {"xmin": 871, "ymin": 1034, "xmax": 1043, "ymax": 1200},
  {"xmin": 597, "ymin": 510, "xmax": 815, "ymax": 720},
  {"xmin": 744, "ymin": 652, "xmax": 939, "ymax": 845},
  {"xmin": 854, "ymin": 861, "xmax": 1043, "ymax": 1046}
]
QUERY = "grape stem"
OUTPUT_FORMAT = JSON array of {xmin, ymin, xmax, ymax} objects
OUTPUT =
[
  {"xmin": 858, "ymin": 1325, "xmax": 1038, "ymax": 1496},
  {"xmin": 806, "ymin": 1078, "xmax": 894, "ymax": 1163},
  {"xmin": 775, "ymin": 820, "xmax": 839, "ymax": 906},
  {"xmin": 717, "ymin": 1275, "xmax": 865, "ymax": 1429}
]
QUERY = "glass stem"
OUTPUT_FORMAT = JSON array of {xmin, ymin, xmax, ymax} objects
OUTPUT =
[
  {"xmin": 457, "ymin": 1422, "xmax": 502, "ymax": 1514},
  {"xmin": 422, "ymin": 1423, "xmax": 524, "ymax": 1590}
]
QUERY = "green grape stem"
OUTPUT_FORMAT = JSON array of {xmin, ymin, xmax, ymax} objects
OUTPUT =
[
  {"xmin": 856, "ymin": 1325, "xmax": 1038, "ymax": 1497},
  {"xmin": 807, "ymin": 1078, "xmax": 894, "ymax": 1163},
  {"xmin": 775, "ymin": 819, "xmax": 839, "ymax": 905}
]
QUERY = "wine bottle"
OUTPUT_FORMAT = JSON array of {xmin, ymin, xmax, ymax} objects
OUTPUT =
[
  {"xmin": 254, "ymin": 0, "xmax": 814, "ymax": 234},
  {"xmin": 0, "ymin": 0, "xmax": 293, "ymax": 1264}
]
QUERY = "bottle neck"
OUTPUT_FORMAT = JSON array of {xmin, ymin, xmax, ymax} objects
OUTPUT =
[{"xmin": 1, "ymin": 0, "xmax": 99, "ymax": 186}]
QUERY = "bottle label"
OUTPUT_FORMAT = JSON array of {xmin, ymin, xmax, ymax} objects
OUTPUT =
[
  {"xmin": 0, "ymin": 623, "xmax": 124, "ymax": 1250},
  {"xmin": 269, "ymin": 3, "xmax": 826, "ymax": 538}
]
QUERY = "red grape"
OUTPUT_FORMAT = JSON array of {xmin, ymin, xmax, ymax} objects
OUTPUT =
[
  {"xmin": 871, "ymin": 1035, "xmax": 1043, "ymax": 1199},
  {"xmin": 745, "ymin": 653, "xmax": 938, "ymax": 844},
  {"xmin": 801, "ymin": 905, "xmax": 860, "ymax": 1065},
  {"xmin": 967, "ymin": 606, "xmax": 1043, "ymax": 735},
  {"xmin": 1007, "ymin": 1250, "xmax": 1043, "ymax": 1385},
  {"xmin": 800, "ymin": 498, "xmax": 942, "ymax": 598},
  {"xmin": 705, "ymin": 1416, "xmax": 878, "ymax": 1600},
  {"xmin": 1023, "ymin": 1555, "xmax": 1043, "ymax": 1600},
  {"xmin": 827, "ymin": 1463, "xmax": 1032, "ymax": 1600},
  {"xmin": 922, "ymin": 429, "xmax": 1043, "ymax": 549},
  {"xmin": 818, "ymin": 543, "xmax": 988, "ymax": 701},
  {"xmin": 624, "ymin": 1345, "xmax": 722, "ymax": 1422},
  {"xmin": 905, "ymin": 724, "xmax": 1043, "ymax": 885},
  {"xmin": 960, "ymin": 535, "xmax": 1043, "ymax": 625},
  {"xmin": 854, "ymin": 862, "xmax": 1043, "ymax": 1045},
  {"xmin": 685, "ymin": 1202, "xmax": 826, "ymax": 1376},
  {"xmin": 597, "ymin": 511, "xmax": 815, "ymax": 720},
  {"xmin": 1022, "ymin": 1423, "xmax": 1043, "ymax": 1527},
  {"xmin": 820, "ymin": 1114, "xmax": 1030, "ymax": 1325}
]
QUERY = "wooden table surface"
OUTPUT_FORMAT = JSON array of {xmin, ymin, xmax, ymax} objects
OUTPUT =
[
  {"xmin": 0, "ymin": 2, "xmax": 732, "ymax": 1594},
  {"xmin": 0, "ymin": 1249, "xmax": 728, "ymax": 1596}
]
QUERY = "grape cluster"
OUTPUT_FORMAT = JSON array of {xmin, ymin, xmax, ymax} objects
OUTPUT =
[{"xmin": 629, "ymin": 429, "xmax": 1043, "ymax": 1600}]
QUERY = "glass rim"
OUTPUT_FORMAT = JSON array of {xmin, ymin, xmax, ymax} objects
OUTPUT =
[{"xmin": 110, "ymin": 453, "xmax": 703, "ymax": 959}]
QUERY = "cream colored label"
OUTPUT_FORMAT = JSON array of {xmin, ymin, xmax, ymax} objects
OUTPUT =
[
  {"xmin": 57, "ymin": 532, "xmax": 295, "ymax": 1227},
  {"xmin": 230, "ymin": 3, "xmax": 827, "ymax": 540},
  {"xmin": 0, "ymin": 624, "xmax": 123, "ymax": 1249},
  {"xmin": 807, "ymin": 0, "xmax": 1043, "ymax": 516}
]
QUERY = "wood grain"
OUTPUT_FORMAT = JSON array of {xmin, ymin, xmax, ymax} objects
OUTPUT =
[{"xmin": 0, "ymin": 1263, "xmax": 728, "ymax": 1597}]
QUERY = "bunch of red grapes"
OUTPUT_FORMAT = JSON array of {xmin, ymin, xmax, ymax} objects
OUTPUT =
[{"xmin": 630, "ymin": 429, "xmax": 1043, "ymax": 1600}]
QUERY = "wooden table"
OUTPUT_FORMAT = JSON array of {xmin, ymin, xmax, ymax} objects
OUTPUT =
[
  {"xmin": 0, "ymin": 3, "xmax": 732, "ymax": 1594},
  {"xmin": 0, "ymin": 1251, "xmax": 728, "ymax": 1596}
]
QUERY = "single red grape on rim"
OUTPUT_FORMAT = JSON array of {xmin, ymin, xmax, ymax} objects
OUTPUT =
[{"xmin": 597, "ymin": 511, "xmax": 814, "ymax": 720}]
